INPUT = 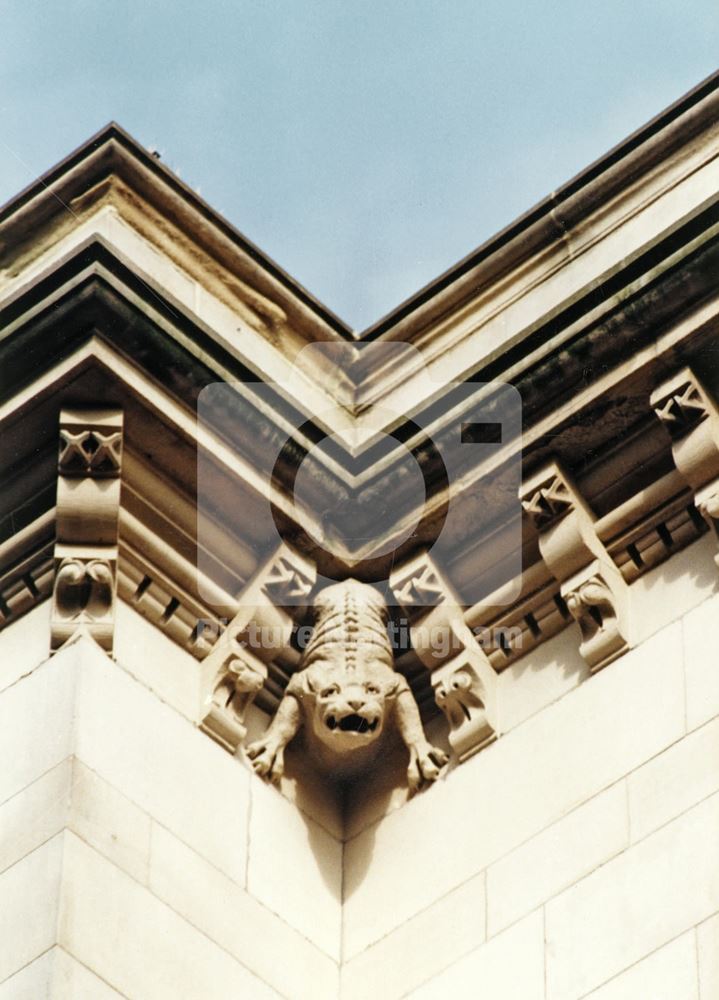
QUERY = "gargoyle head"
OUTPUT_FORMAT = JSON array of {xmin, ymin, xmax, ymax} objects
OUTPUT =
[{"xmin": 295, "ymin": 660, "xmax": 402, "ymax": 759}]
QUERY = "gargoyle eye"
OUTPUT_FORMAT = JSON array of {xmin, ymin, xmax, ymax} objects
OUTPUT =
[
  {"xmin": 364, "ymin": 683, "xmax": 380, "ymax": 695},
  {"xmin": 320, "ymin": 684, "xmax": 340, "ymax": 698}
]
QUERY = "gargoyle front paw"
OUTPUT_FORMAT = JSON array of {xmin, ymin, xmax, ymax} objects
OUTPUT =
[
  {"xmin": 245, "ymin": 739, "xmax": 285, "ymax": 784},
  {"xmin": 407, "ymin": 743, "xmax": 449, "ymax": 794}
]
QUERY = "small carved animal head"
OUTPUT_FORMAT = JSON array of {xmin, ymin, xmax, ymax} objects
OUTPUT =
[{"xmin": 296, "ymin": 661, "xmax": 402, "ymax": 757}]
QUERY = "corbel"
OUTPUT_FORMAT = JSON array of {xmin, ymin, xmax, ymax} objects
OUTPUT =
[
  {"xmin": 51, "ymin": 408, "xmax": 124, "ymax": 653},
  {"xmin": 520, "ymin": 460, "xmax": 629, "ymax": 672},
  {"xmin": 199, "ymin": 544, "xmax": 316, "ymax": 753},
  {"xmin": 651, "ymin": 368, "xmax": 719, "ymax": 565},
  {"xmin": 390, "ymin": 552, "xmax": 499, "ymax": 761}
]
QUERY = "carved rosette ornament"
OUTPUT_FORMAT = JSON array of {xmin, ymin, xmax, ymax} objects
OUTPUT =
[
  {"xmin": 651, "ymin": 368, "xmax": 719, "ymax": 566},
  {"xmin": 198, "ymin": 544, "xmax": 316, "ymax": 753},
  {"xmin": 520, "ymin": 461, "xmax": 630, "ymax": 673},
  {"xmin": 391, "ymin": 552, "xmax": 500, "ymax": 761},
  {"xmin": 51, "ymin": 409, "xmax": 124, "ymax": 652},
  {"xmin": 246, "ymin": 578, "xmax": 448, "ymax": 793}
]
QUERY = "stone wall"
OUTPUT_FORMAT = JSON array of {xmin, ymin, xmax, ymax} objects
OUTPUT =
[
  {"xmin": 342, "ymin": 536, "xmax": 719, "ymax": 999},
  {"xmin": 0, "ymin": 536, "xmax": 718, "ymax": 998},
  {"xmin": 0, "ymin": 624, "xmax": 341, "ymax": 999}
]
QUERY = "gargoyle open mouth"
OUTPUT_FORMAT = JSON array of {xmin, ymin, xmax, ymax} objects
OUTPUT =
[{"xmin": 326, "ymin": 714, "xmax": 379, "ymax": 734}]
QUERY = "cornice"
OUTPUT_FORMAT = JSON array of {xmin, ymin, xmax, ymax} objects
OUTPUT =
[
  {"xmin": 0, "ymin": 123, "xmax": 352, "ymax": 340},
  {"xmin": 2, "ymin": 227, "xmax": 719, "ymax": 609},
  {"xmin": 2, "ymin": 75, "xmax": 719, "ymax": 789},
  {"xmin": 361, "ymin": 70, "xmax": 719, "ymax": 341}
]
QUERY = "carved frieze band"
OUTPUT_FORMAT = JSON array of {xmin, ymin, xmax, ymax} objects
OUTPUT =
[
  {"xmin": 51, "ymin": 409, "xmax": 124, "ymax": 653},
  {"xmin": 520, "ymin": 461, "xmax": 630, "ymax": 672},
  {"xmin": 651, "ymin": 367, "xmax": 719, "ymax": 565},
  {"xmin": 198, "ymin": 544, "xmax": 316, "ymax": 753},
  {"xmin": 390, "ymin": 552, "xmax": 500, "ymax": 761}
]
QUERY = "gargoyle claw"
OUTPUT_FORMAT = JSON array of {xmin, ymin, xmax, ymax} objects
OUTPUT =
[
  {"xmin": 246, "ymin": 740, "xmax": 285, "ymax": 784},
  {"xmin": 407, "ymin": 743, "xmax": 449, "ymax": 794}
]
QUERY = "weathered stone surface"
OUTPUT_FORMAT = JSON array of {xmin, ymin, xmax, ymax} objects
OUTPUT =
[
  {"xmin": 697, "ymin": 910, "xmax": 719, "ymax": 1000},
  {"xmin": 341, "ymin": 872, "xmax": 486, "ymax": 1000},
  {"xmin": 0, "ymin": 602, "xmax": 50, "ymax": 695},
  {"xmin": 683, "ymin": 591, "xmax": 719, "ymax": 730},
  {"xmin": 486, "ymin": 782, "xmax": 628, "ymax": 935},
  {"xmin": 0, "ymin": 836, "xmax": 64, "ymax": 985},
  {"xmin": 73, "ymin": 639, "xmax": 251, "ymax": 885},
  {"xmin": 545, "ymin": 792, "xmax": 719, "ymax": 1000},
  {"xmin": 344, "ymin": 623, "xmax": 683, "ymax": 956},
  {"xmin": 149, "ymin": 822, "xmax": 339, "ymax": 1000},
  {"xmin": 407, "ymin": 911, "xmax": 544, "ymax": 1000},
  {"xmin": 247, "ymin": 778, "xmax": 342, "ymax": 960},
  {"xmin": 583, "ymin": 931, "xmax": 698, "ymax": 1000},
  {"xmin": 58, "ymin": 832, "xmax": 278, "ymax": 1000},
  {"xmin": 0, "ymin": 648, "xmax": 78, "ymax": 806},
  {"xmin": 628, "ymin": 715, "xmax": 719, "ymax": 842},
  {"xmin": 0, "ymin": 948, "xmax": 126, "ymax": 1000}
]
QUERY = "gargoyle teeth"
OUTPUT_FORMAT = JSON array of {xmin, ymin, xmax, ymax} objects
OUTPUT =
[
  {"xmin": 325, "ymin": 714, "xmax": 379, "ymax": 734},
  {"xmin": 331, "ymin": 714, "xmax": 378, "ymax": 734}
]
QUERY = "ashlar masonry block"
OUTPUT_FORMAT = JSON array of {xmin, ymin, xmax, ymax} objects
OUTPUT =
[
  {"xmin": 72, "ymin": 637, "xmax": 251, "ymax": 885},
  {"xmin": 149, "ymin": 822, "xmax": 339, "ymax": 1000},
  {"xmin": 0, "ymin": 756, "xmax": 151, "ymax": 888},
  {"xmin": 545, "ymin": 791, "xmax": 719, "ymax": 1000},
  {"xmin": 247, "ymin": 777, "xmax": 342, "ymax": 960},
  {"xmin": 0, "ymin": 645, "xmax": 78, "ymax": 806},
  {"xmin": 0, "ymin": 635, "xmax": 342, "ymax": 995},
  {"xmin": 486, "ymin": 782, "xmax": 628, "ymax": 936},
  {"xmin": 0, "ymin": 947, "xmax": 126, "ymax": 1000},
  {"xmin": 343, "ymin": 622, "xmax": 684, "ymax": 956},
  {"xmin": 0, "ymin": 836, "xmax": 64, "ymax": 985},
  {"xmin": 628, "ymin": 715, "xmax": 719, "ymax": 842},
  {"xmin": 583, "ymin": 931, "xmax": 698, "ymax": 1000},
  {"xmin": 340, "ymin": 871, "xmax": 486, "ymax": 1000},
  {"xmin": 683, "ymin": 590, "xmax": 719, "ymax": 730},
  {"xmin": 697, "ymin": 910, "xmax": 719, "ymax": 1000},
  {"xmin": 57, "ymin": 832, "xmax": 278, "ymax": 1000},
  {"xmin": 407, "ymin": 910, "xmax": 544, "ymax": 1000}
]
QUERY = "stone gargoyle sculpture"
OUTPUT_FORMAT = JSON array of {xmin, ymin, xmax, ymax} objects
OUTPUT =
[{"xmin": 246, "ymin": 578, "xmax": 449, "ymax": 792}]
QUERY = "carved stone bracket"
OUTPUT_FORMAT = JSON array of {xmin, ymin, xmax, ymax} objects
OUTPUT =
[
  {"xmin": 562, "ymin": 562, "xmax": 628, "ymax": 673},
  {"xmin": 200, "ymin": 645, "xmax": 268, "ymax": 753},
  {"xmin": 198, "ymin": 544, "xmax": 316, "ymax": 753},
  {"xmin": 390, "ymin": 551, "xmax": 500, "ymax": 761},
  {"xmin": 520, "ymin": 460, "xmax": 629, "ymax": 672},
  {"xmin": 51, "ymin": 409, "xmax": 123, "ymax": 653},
  {"xmin": 651, "ymin": 368, "xmax": 719, "ymax": 565},
  {"xmin": 432, "ymin": 643, "xmax": 499, "ymax": 761}
]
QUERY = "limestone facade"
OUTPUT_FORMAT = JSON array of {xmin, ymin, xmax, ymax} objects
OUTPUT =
[{"xmin": 1, "ymin": 71, "xmax": 718, "ymax": 998}]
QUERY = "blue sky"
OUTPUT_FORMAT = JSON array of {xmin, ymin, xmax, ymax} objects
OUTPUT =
[{"xmin": 0, "ymin": 1, "xmax": 717, "ymax": 329}]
